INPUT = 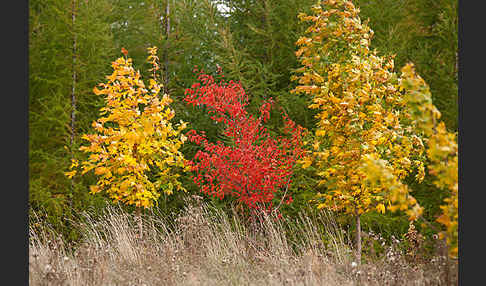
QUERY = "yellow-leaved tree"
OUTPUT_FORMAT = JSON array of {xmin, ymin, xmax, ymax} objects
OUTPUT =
[
  {"xmin": 66, "ymin": 47, "xmax": 188, "ymax": 233},
  {"xmin": 400, "ymin": 63, "xmax": 458, "ymax": 258},
  {"xmin": 292, "ymin": 0, "xmax": 427, "ymax": 263}
]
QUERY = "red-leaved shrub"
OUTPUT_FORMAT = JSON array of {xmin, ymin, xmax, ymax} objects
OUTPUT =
[{"xmin": 184, "ymin": 69, "xmax": 305, "ymax": 212}]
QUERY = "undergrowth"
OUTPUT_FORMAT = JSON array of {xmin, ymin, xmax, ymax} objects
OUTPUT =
[{"xmin": 29, "ymin": 197, "xmax": 457, "ymax": 285}]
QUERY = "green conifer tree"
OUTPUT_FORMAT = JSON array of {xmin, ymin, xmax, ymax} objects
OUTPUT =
[{"xmin": 29, "ymin": 0, "xmax": 117, "ymax": 237}]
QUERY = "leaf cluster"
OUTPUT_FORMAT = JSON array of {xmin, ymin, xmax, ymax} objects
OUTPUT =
[
  {"xmin": 68, "ymin": 48, "xmax": 188, "ymax": 209},
  {"xmin": 293, "ymin": 0, "xmax": 425, "ymax": 219},
  {"xmin": 184, "ymin": 70, "xmax": 306, "ymax": 212}
]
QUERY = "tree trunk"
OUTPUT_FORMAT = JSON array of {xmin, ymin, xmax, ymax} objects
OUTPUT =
[
  {"xmin": 356, "ymin": 212, "xmax": 361, "ymax": 265},
  {"xmin": 444, "ymin": 238, "xmax": 451, "ymax": 285},
  {"xmin": 69, "ymin": 0, "xmax": 77, "ymax": 206},
  {"xmin": 163, "ymin": 0, "xmax": 170, "ymax": 95},
  {"xmin": 136, "ymin": 207, "xmax": 143, "ymax": 238}
]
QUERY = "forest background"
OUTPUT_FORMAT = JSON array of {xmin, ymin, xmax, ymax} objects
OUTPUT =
[{"xmin": 28, "ymin": 0, "xmax": 457, "ymax": 253}]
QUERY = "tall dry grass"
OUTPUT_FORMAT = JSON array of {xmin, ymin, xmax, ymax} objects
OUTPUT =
[{"xmin": 29, "ymin": 197, "xmax": 456, "ymax": 285}]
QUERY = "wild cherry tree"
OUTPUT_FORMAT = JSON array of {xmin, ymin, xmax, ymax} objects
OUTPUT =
[
  {"xmin": 66, "ymin": 47, "xmax": 188, "ymax": 233},
  {"xmin": 292, "ymin": 0, "xmax": 427, "ymax": 263},
  {"xmin": 184, "ymin": 69, "xmax": 306, "ymax": 215}
]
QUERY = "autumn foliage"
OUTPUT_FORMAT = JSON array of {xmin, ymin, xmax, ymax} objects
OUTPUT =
[
  {"xmin": 184, "ymin": 70, "xmax": 306, "ymax": 211},
  {"xmin": 66, "ymin": 47, "xmax": 188, "ymax": 208},
  {"xmin": 293, "ymin": 0, "xmax": 425, "ymax": 221},
  {"xmin": 400, "ymin": 63, "xmax": 458, "ymax": 258},
  {"xmin": 293, "ymin": 0, "xmax": 457, "ymax": 258}
]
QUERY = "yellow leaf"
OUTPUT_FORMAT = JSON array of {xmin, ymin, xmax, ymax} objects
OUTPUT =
[
  {"xmin": 149, "ymin": 79, "xmax": 157, "ymax": 89},
  {"xmin": 64, "ymin": 170, "xmax": 77, "ymax": 179},
  {"xmin": 316, "ymin": 129, "xmax": 326, "ymax": 137},
  {"xmin": 89, "ymin": 185, "xmax": 101, "ymax": 194},
  {"xmin": 317, "ymin": 203, "xmax": 327, "ymax": 209},
  {"xmin": 95, "ymin": 167, "xmax": 108, "ymax": 175},
  {"xmin": 93, "ymin": 87, "xmax": 103, "ymax": 95},
  {"xmin": 299, "ymin": 157, "xmax": 312, "ymax": 169},
  {"xmin": 376, "ymin": 203, "xmax": 385, "ymax": 214},
  {"xmin": 70, "ymin": 159, "xmax": 79, "ymax": 169},
  {"xmin": 436, "ymin": 214, "xmax": 450, "ymax": 226}
]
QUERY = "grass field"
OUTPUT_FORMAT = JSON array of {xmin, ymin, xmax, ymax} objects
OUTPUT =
[{"xmin": 29, "ymin": 198, "xmax": 457, "ymax": 285}]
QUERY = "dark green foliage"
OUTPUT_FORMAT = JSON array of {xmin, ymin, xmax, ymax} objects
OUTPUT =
[
  {"xmin": 29, "ymin": 0, "xmax": 117, "ymax": 235},
  {"xmin": 108, "ymin": 0, "xmax": 168, "ymax": 72},
  {"xmin": 29, "ymin": 0, "xmax": 74, "ymax": 213},
  {"xmin": 210, "ymin": 0, "xmax": 316, "ymax": 129}
]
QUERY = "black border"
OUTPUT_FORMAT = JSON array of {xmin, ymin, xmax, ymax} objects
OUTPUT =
[
  {"xmin": 459, "ymin": 0, "xmax": 482, "ymax": 284},
  {"xmin": 8, "ymin": 0, "xmax": 29, "ymax": 285}
]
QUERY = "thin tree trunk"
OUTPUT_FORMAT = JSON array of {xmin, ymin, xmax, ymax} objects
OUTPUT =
[
  {"xmin": 162, "ymin": 0, "xmax": 170, "ymax": 95},
  {"xmin": 70, "ymin": 0, "xmax": 77, "ymax": 204},
  {"xmin": 136, "ymin": 207, "xmax": 143, "ymax": 238},
  {"xmin": 356, "ymin": 211, "xmax": 362, "ymax": 265},
  {"xmin": 444, "ymin": 238, "xmax": 451, "ymax": 285}
]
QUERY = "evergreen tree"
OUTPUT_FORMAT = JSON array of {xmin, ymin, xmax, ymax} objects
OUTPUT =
[
  {"xmin": 30, "ymin": 0, "xmax": 74, "ymax": 221},
  {"xmin": 209, "ymin": 0, "xmax": 316, "ymax": 129},
  {"xmin": 29, "ymin": 0, "xmax": 117, "ymax": 235}
]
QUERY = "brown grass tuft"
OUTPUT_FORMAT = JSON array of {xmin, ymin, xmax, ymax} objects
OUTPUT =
[{"xmin": 29, "ymin": 199, "xmax": 457, "ymax": 285}]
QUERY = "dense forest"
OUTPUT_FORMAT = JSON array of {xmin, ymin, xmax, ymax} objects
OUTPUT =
[{"xmin": 29, "ymin": 0, "xmax": 458, "ymax": 285}]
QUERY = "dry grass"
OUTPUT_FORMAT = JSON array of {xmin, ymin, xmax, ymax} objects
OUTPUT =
[{"xmin": 29, "ymin": 198, "xmax": 457, "ymax": 286}]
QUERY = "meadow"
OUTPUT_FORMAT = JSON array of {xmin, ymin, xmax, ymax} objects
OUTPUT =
[{"xmin": 30, "ymin": 198, "xmax": 456, "ymax": 285}]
